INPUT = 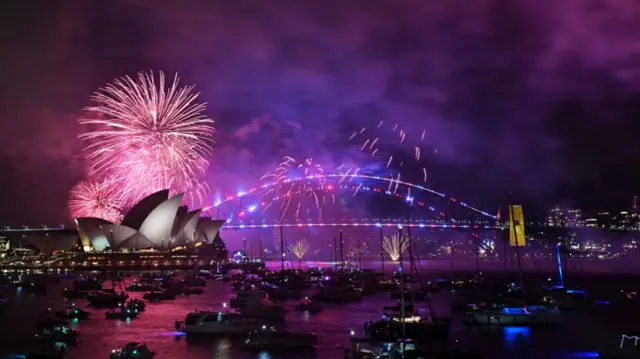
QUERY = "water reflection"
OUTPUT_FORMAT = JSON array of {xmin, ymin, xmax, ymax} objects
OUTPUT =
[{"xmin": 503, "ymin": 327, "xmax": 531, "ymax": 348}]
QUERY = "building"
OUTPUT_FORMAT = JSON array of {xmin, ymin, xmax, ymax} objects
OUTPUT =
[
  {"xmin": 546, "ymin": 207, "xmax": 585, "ymax": 228},
  {"xmin": 546, "ymin": 207, "xmax": 565, "ymax": 227},
  {"xmin": 76, "ymin": 189, "xmax": 225, "ymax": 252},
  {"xmin": 564, "ymin": 209, "xmax": 584, "ymax": 228}
]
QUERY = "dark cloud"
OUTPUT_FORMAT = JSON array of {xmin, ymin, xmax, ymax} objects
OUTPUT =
[{"xmin": 1, "ymin": 0, "xmax": 640, "ymax": 224}]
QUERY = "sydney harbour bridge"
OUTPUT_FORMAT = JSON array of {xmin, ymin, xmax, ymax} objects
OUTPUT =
[{"xmin": 1, "ymin": 172, "xmax": 636, "ymax": 272}]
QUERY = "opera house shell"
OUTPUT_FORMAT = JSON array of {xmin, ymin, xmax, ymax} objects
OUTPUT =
[{"xmin": 76, "ymin": 190, "xmax": 225, "ymax": 252}]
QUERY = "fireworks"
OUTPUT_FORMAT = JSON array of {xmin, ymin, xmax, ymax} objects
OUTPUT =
[
  {"xmin": 288, "ymin": 238, "xmax": 310, "ymax": 260},
  {"xmin": 78, "ymin": 71, "xmax": 214, "ymax": 206},
  {"xmin": 260, "ymin": 157, "xmax": 334, "ymax": 221},
  {"xmin": 288, "ymin": 238, "xmax": 310, "ymax": 269},
  {"xmin": 382, "ymin": 233, "xmax": 409, "ymax": 261},
  {"xmin": 68, "ymin": 180, "xmax": 123, "ymax": 223},
  {"xmin": 344, "ymin": 121, "xmax": 432, "ymax": 197}
]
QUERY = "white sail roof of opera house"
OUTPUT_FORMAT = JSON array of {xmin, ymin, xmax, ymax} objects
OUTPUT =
[{"xmin": 75, "ymin": 190, "xmax": 225, "ymax": 251}]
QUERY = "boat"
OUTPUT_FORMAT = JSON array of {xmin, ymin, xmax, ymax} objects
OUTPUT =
[
  {"xmin": 344, "ymin": 337, "xmax": 480, "ymax": 359},
  {"xmin": 383, "ymin": 302, "xmax": 414, "ymax": 313},
  {"xmin": 54, "ymin": 306, "xmax": 90, "ymax": 320},
  {"xmin": 465, "ymin": 305, "xmax": 561, "ymax": 325},
  {"xmin": 229, "ymin": 290, "xmax": 268, "ymax": 308},
  {"xmin": 126, "ymin": 282, "xmax": 157, "ymax": 292},
  {"xmin": 105, "ymin": 306, "xmax": 139, "ymax": 320},
  {"xmin": 61, "ymin": 288, "xmax": 87, "ymax": 299},
  {"xmin": 242, "ymin": 325, "xmax": 317, "ymax": 350},
  {"xmin": 35, "ymin": 321, "xmax": 79, "ymax": 343},
  {"xmin": 236, "ymin": 292, "xmax": 287, "ymax": 322},
  {"xmin": 312, "ymin": 287, "xmax": 362, "ymax": 302},
  {"xmin": 86, "ymin": 290, "xmax": 128, "ymax": 308},
  {"xmin": 73, "ymin": 277, "xmax": 103, "ymax": 291},
  {"xmin": 181, "ymin": 277, "xmax": 207, "ymax": 287},
  {"xmin": 295, "ymin": 297, "xmax": 322, "ymax": 313},
  {"xmin": 367, "ymin": 311, "xmax": 450, "ymax": 342},
  {"xmin": 598, "ymin": 334, "xmax": 639, "ymax": 359},
  {"xmin": 175, "ymin": 310, "xmax": 262, "ymax": 335},
  {"xmin": 143, "ymin": 290, "xmax": 176, "ymax": 301},
  {"xmin": 110, "ymin": 342, "xmax": 155, "ymax": 359},
  {"xmin": 125, "ymin": 299, "xmax": 146, "ymax": 312}
]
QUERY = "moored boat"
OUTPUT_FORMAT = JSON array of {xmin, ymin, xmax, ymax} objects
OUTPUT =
[
  {"xmin": 110, "ymin": 342, "xmax": 155, "ymax": 359},
  {"xmin": 175, "ymin": 310, "xmax": 262, "ymax": 335},
  {"xmin": 242, "ymin": 326, "xmax": 317, "ymax": 350},
  {"xmin": 465, "ymin": 305, "xmax": 561, "ymax": 325}
]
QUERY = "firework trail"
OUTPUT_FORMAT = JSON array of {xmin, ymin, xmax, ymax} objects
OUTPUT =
[
  {"xmin": 68, "ymin": 180, "xmax": 124, "ymax": 223},
  {"xmin": 79, "ymin": 71, "xmax": 214, "ymax": 206},
  {"xmin": 382, "ymin": 233, "xmax": 409, "ymax": 261},
  {"xmin": 260, "ymin": 156, "xmax": 334, "ymax": 221},
  {"xmin": 345, "ymin": 121, "xmax": 433, "ymax": 198}
]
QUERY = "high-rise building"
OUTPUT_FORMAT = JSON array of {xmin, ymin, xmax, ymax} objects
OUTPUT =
[
  {"xmin": 546, "ymin": 207, "xmax": 584, "ymax": 228},
  {"xmin": 585, "ymin": 217, "xmax": 597, "ymax": 228},
  {"xmin": 633, "ymin": 196, "xmax": 638, "ymax": 211},
  {"xmin": 546, "ymin": 207, "xmax": 565, "ymax": 227},
  {"xmin": 565, "ymin": 209, "xmax": 584, "ymax": 228}
]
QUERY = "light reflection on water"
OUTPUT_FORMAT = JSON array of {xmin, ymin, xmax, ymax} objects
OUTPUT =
[{"xmin": 0, "ymin": 277, "xmax": 631, "ymax": 359}]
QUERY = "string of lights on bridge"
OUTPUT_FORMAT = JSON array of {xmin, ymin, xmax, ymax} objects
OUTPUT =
[
  {"xmin": 1, "ymin": 173, "xmax": 499, "ymax": 233},
  {"xmin": 204, "ymin": 173, "xmax": 497, "ymax": 220}
]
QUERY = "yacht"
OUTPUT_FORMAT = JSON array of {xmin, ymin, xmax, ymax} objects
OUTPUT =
[
  {"xmin": 142, "ymin": 290, "xmax": 176, "ymax": 301},
  {"xmin": 368, "ymin": 311, "xmax": 450, "ymax": 341},
  {"xmin": 126, "ymin": 282, "xmax": 158, "ymax": 292},
  {"xmin": 465, "ymin": 305, "xmax": 560, "ymax": 325},
  {"xmin": 598, "ymin": 334, "xmax": 639, "ymax": 359},
  {"xmin": 237, "ymin": 292, "xmax": 287, "ymax": 322},
  {"xmin": 35, "ymin": 321, "xmax": 79, "ymax": 343},
  {"xmin": 110, "ymin": 342, "xmax": 155, "ymax": 359},
  {"xmin": 105, "ymin": 307, "xmax": 139, "ymax": 320},
  {"xmin": 86, "ymin": 290, "xmax": 127, "ymax": 308},
  {"xmin": 175, "ymin": 311, "xmax": 262, "ymax": 335},
  {"xmin": 230, "ymin": 290, "xmax": 268, "ymax": 308},
  {"xmin": 54, "ymin": 306, "xmax": 90, "ymax": 320},
  {"xmin": 242, "ymin": 325, "xmax": 318, "ymax": 350}
]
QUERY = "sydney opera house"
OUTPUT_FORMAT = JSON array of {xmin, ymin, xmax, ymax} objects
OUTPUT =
[
  {"xmin": 0, "ymin": 190, "xmax": 229, "ymax": 270},
  {"xmin": 76, "ymin": 189, "xmax": 225, "ymax": 252}
]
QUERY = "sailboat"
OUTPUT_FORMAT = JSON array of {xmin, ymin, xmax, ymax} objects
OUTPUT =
[
  {"xmin": 539, "ymin": 239, "xmax": 592, "ymax": 309},
  {"xmin": 465, "ymin": 205, "xmax": 561, "ymax": 326}
]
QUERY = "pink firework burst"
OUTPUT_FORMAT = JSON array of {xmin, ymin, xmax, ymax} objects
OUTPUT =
[
  {"xmin": 79, "ymin": 71, "xmax": 215, "ymax": 206},
  {"xmin": 68, "ymin": 180, "xmax": 123, "ymax": 223}
]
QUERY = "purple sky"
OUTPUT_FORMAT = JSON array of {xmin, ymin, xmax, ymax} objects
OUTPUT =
[{"xmin": 2, "ymin": 0, "xmax": 640, "ymax": 225}]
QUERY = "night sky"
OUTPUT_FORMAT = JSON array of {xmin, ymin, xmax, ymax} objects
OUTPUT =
[{"xmin": 1, "ymin": 0, "xmax": 640, "ymax": 225}]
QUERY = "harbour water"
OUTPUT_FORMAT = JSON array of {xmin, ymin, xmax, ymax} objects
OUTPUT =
[{"xmin": 0, "ymin": 270, "xmax": 637, "ymax": 359}]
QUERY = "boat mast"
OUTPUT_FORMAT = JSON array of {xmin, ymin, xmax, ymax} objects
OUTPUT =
[
  {"xmin": 398, "ymin": 226, "xmax": 406, "ymax": 338},
  {"xmin": 280, "ymin": 226, "xmax": 284, "ymax": 272},
  {"xmin": 379, "ymin": 226, "xmax": 384, "ymax": 274},
  {"xmin": 339, "ymin": 229, "xmax": 344, "ymax": 271}
]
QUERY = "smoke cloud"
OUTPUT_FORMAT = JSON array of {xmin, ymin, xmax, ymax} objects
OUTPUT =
[{"xmin": 2, "ymin": 0, "xmax": 640, "ymax": 224}]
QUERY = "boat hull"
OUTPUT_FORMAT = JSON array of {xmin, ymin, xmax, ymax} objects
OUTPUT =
[
  {"xmin": 181, "ymin": 322, "xmax": 262, "ymax": 335},
  {"xmin": 466, "ymin": 312, "xmax": 560, "ymax": 325}
]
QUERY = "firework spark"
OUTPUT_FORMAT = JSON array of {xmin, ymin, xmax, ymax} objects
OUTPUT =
[
  {"xmin": 382, "ymin": 233, "xmax": 409, "ymax": 261},
  {"xmin": 288, "ymin": 238, "xmax": 310, "ymax": 269},
  {"xmin": 68, "ymin": 180, "xmax": 123, "ymax": 223},
  {"xmin": 288, "ymin": 238, "xmax": 310, "ymax": 260},
  {"xmin": 260, "ymin": 157, "xmax": 333, "ymax": 221},
  {"xmin": 79, "ymin": 71, "xmax": 214, "ymax": 206}
]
